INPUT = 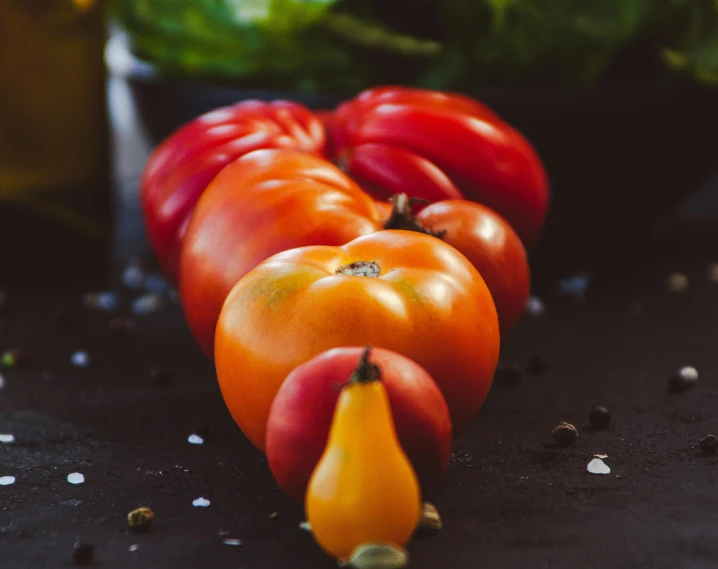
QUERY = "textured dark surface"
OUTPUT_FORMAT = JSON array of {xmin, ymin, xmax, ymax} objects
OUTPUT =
[{"xmin": 1, "ymin": 228, "xmax": 718, "ymax": 569}]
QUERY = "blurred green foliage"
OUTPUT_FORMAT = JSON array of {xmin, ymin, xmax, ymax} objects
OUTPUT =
[{"xmin": 112, "ymin": 0, "xmax": 718, "ymax": 91}]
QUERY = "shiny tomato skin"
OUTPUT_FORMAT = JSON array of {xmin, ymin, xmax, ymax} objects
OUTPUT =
[
  {"xmin": 214, "ymin": 230, "xmax": 500, "ymax": 450},
  {"xmin": 266, "ymin": 346, "xmax": 452, "ymax": 504},
  {"xmin": 179, "ymin": 149, "xmax": 381, "ymax": 357},
  {"xmin": 140, "ymin": 100, "xmax": 325, "ymax": 280},
  {"xmin": 414, "ymin": 200, "xmax": 530, "ymax": 334}
]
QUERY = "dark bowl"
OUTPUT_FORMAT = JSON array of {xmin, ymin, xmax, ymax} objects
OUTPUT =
[{"xmin": 107, "ymin": 34, "xmax": 718, "ymax": 279}]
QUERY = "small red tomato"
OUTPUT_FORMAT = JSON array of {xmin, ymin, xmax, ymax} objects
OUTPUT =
[
  {"xmin": 381, "ymin": 195, "xmax": 530, "ymax": 334},
  {"xmin": 266, "ymin": 346, "xmax": 452, "ymax": 504}
]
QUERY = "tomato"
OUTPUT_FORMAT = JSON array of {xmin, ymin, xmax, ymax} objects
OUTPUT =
[
  {"xmin": 140, "ymin": 100, "xmax": 325, "ymax": 280},
  {"xmin": 305, "ymin": 347, "xmax": 421, "ymax": 560},
  {"xmin": 381, "ymin": 195, "xmax": 529, "ymax": 334},
  {"xmin": 179, "ymin": 149, "xmax": 381, "ymax": 357},
  {"xmin": 329, "ymin": 86, "xmax": 549, "ymax": 246},
  {"xmin": 266, "ymin": 346, "xmax": 452, "ymax": 504},
  {"xmin": 215, "ymin": 229, "xmax": 500, "ymax": 450}
]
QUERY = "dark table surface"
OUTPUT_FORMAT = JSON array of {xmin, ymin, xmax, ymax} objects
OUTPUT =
[{"xmin": 2, "ymin": 77, "xmax": 718, "ymax": 569}]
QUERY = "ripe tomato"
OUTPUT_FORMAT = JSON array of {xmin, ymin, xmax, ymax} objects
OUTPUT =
[
  {"xmin": 329, "ymin": 86, "xmax": 549, "ymax": 246},
  {"xmin": 215, "ymin": 230, "xmax": 500, "ymax": 450},
  {"xmin": 381, "ymin": 195, "xmax": 529, "ymax": 334},
  {"xmin": 179, "ymin": 149, "xmax": 381, "ymax": 357},
  {"xmin": 140, "ymin": 100, "xmax": 325, "ymax": 280},
  {"xmin": 266, "ymin": 346, "xmax": 452, "ymax": 504}
]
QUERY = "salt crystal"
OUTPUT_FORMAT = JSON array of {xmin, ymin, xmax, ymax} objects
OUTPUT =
[
  {"xmin": 0, "ymin": 434, "xmax": 14, "ymax": 443},
  {"xmin": 593, "ymin": 454, "xmax": 608, "ymax": 459},
  {"xmin": 67, "ymin": 472, "xmax": 85, "ymax": 484},
  {"xmin": 525, "ymin": 296, "xmax": 546, "ymax": 316},
  {"xmin": 187, "ymin": 434, "xmax": 204, "ymax": 445},
  {"xmin": 666, "ymin": 272, "xmax": 689, "ymax": 293},
  {"xmin": 122, "ymin": 263, "xmax": 146, "ymax": 290},
  {"xmin": 71, "ymin": 351, "xmax": 90, "ymax": 367},
  {"xmin": 144, "ymin": 273, "xmax": 168, "ymax": 294},
  {"xmin": 60, "ymin": 499, "xmax": 83, "ymax": 506},
  {"xmin": 83, "ymin": 291, "xmax": 118, "ymax": 312},
  {"xmin": 299, "ymin": 521, "xmax": 312, "ymax": 531},
  {"xmin": 222, "ymin": 538, "xmax": 242, "ymax": 546},
  {"xmin": 132, "ymin": 293, "xmax": 163, "ymax": 316},
  {"xmin": 192, "ymin": 497, "xmax": 210, "ymax": 507},
  {"xmin": 0, "ymin": 476, "xmax": 16, "ymax": 486},
  {"xmin": 587, "ymin": 458, "xmax": 611, "ymax": 475},
  {"xmin": 678, "ymin": 365, "xmax": 698, "ymax": 383},
  {"xmin": 558, "ymin": 273, "xmax": 590, "ymax": 296},
  {"xmin": 129, "ymin": 544, "xmax": 140, "ymax": 552}
]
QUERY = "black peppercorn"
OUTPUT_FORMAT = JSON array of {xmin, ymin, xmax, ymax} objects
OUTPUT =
[
  {"xmin": 552, "ymin": 422, "xmax": 578, "ymax": 447},
  {"xmin": 72, "ymin": 537, "xmax": 94, "ymax": 565},
  {"xmin": 128, "ymin": 506, "xmax": 155, "ymax": 531},
  {"xmin": 589, "ymin": 406, "xmax": 611, "ymax": 429},
  {"xmin": 700, "ymin": 435, "xmax": 717, "ymax": 456},
  {"xmin": 496, "ymin": 363, "xmax": 523, "ymax": 386},
  {"xmin": 526, "ymin": 356, "xmax": 549, "ymax": 376}
]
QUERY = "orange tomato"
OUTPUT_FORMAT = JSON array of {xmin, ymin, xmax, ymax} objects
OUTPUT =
[
  {"xmin": 215, "ymin": 230, "xmax": 500, "ymax": 450},
  {"xmin": 305, "ymin": 347, "xmax": 421, "ymax": 560},
  {"xmin": 179, "ymin": 148, "xmax": 381, "ymax": 357}
]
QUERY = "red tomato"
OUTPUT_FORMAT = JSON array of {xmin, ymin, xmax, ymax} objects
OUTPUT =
[
  {"xmin": 380, "ymin": 195, "xmax": 529, "ymax": 334},
  {"xmin": 266, "ymin": 346, "xmax": 452, "ymax": 504},
  {"xmin": 329, "ymin": 86, "xmax": 549, "ymax": 247},
  {"xmin": 140, "ymin": 100, "xmax": 325, "ymax": 280},
  {"xmin": 179, "ymin": 149, "xmax": 381, "ymax": 357},
  {"xmin": 416, "ymin": 200, "xmax": 530, "ymax": 334}
]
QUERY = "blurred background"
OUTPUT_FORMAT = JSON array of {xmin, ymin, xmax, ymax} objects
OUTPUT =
[{"xmin": 3, "ymin": 0, "xmax": 718, "ymax": 287}]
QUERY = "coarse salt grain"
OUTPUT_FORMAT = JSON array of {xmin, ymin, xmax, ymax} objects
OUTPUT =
[
  {"xmin": 525, "ymin": 296, "xmax": 546, "ymax": 316},
  {"xmin": 71, "ymin": 351, "xmax": 90, "ymax": 367},
  {"xmin": 192, "ymin": 497, "xmax": 210, "ymax": 507},
  {"xmin": 67, "ymin": 472, "xmax": 85, "ymax": 485},
  {"xmin": 132, "ymin": 293, "xmax": 163, "ymax": 316},
  {"xmin": 587, "ymin": 458, "xmax": 611, "ymax": 475}
]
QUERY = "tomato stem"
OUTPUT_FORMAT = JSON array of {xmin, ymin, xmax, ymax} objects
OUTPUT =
[
  {"xmin": 335, "ymin": 261, "xmax": 381, "ymax": 277},
  {"xmin": 383, "ymin": 194, "xmax": 446, "ymax": 239},
  {"xmin": 347, "ymin": 346, "xmax": 382, "ymax": 385}
]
